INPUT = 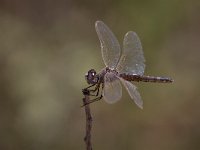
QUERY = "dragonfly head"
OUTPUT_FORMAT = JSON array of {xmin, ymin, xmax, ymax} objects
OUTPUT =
[{"xmin": 85, "ymin": 69, "xmax": 98, "ymax": 84}]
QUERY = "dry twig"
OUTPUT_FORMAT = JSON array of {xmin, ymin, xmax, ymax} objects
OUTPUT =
[{"xmin": 82, "ymin": 88, "xmax": 93, "ymax": 150}]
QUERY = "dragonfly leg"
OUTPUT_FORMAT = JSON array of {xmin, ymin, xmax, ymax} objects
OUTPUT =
[
  {"xmin": 83, "ymin": 83, "xmax": 99, "ymax": 96},
  {"xmin": 91, "ymin": 80, "xmax": 104, "ymax": 96},
  {"xmin": 81, "ymin": 95, "xmax": 103, "ymax": 107},
  {"xmin": 84, "ymin": 84, "xmax": 96, "ymax": 90},
  {"xmin": 84, "ymin": 77, "xmax": 100, "ymax": 91},
  {"xmin": 87, "ymin": 83, "xmax": 101, "ymax": 96},
  {"xmin": 95, "ymin": 85, "xmax": 100, "ymax": 96},
  {"xmin": 82, "ymin": 80, "xmax": 103, "ymax": 106},
  {"xmin": 87, "ymin": 86, "xmax": 100, "ymax": 96},
  {"xmin": 93, "ymin": 82, "xmax": 101, "ymax": 96},
  {"xmin": 82, "ymin": 82, "xmax": 104, "ymax": 106}
]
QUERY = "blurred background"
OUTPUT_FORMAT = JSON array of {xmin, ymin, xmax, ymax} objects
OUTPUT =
[{"xmin": 0, "ymin": 0, "xmax": 200, "ymax": 150}]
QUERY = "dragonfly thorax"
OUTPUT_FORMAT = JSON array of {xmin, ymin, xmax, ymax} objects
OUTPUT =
[
  {"xmin": 105, "ymin": 67, "xmax": 118, "ymax": 74},
  {"xmin": 85, "ymin": 69, "xmax": 99, "ymax": 84}
]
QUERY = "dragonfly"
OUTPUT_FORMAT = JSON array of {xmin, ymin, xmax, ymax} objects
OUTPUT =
[{"xmin": 84, "ymin": 20, "xmax": 173, "ymax": 109}]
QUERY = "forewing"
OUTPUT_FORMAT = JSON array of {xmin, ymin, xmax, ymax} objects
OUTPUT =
[
  {"xmin": 95, "ymin": 21, "xmax": 121, "ymax": 69},
  {"xmin": 117, "ymin": 31, "xmax": 145, "ymax": 75},
  {"xmin": 119, "ymin": 77, "xmax": 143, "ymax": 109},
  {"xmin": 103, "ymin": 72, "xmax": 122, "ymax": 104}
]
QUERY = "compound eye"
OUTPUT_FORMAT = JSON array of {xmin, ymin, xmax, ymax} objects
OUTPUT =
[
  {"xmin": 88, "ymin": 69, "xmax": 96, "ymax": 79},
  {"xmin": 90, "ymin": 69, "xmax": 96, "ymax": 76},
  {"xmin": 91, "ymin": 71, "xmax": 96, "ymax": 77},
  {"xmin": 85, "ymin": 69, "xmax": 97, "ymax": 84}
]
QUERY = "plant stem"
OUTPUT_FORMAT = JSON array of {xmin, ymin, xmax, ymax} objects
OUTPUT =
[{"xmin": 82, "ymin": 89, "xmax": 93, "ymax": 150}]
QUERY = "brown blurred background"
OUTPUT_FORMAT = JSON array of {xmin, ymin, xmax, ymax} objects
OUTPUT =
[{"xmin": 0, "ymin": 0, "xmax": 200, "ymax": 150}]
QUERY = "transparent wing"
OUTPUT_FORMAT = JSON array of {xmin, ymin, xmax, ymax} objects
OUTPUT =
[
  {"xmin": 103, "ymin": 72, "xmax": 122, "ymax": 104},
  {"xmin": 95, "ymin": 21, "xmax": 121, "ymax": 69},
  {"xmin": 116, "ymin": 31, "xmax": 145, "ymax": 75},
  {"xmin": 119, "ymin": 77, "xmax": 143, "ymax": 109}
]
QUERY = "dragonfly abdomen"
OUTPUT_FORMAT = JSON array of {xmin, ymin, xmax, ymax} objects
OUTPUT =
[{"xmin": 120, "ymin": 74, "xmax": 173, "ymax": 83}]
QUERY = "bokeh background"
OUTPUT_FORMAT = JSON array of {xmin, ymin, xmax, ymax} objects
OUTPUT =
[{"xmin": 0, "ymin": 0, "xmax": 200, "ymax": 150}]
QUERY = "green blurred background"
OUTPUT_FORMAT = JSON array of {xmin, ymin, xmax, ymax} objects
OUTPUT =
[{"xmin": 0, "ymin": 0, "xmax": 200, "ymax": 150}]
